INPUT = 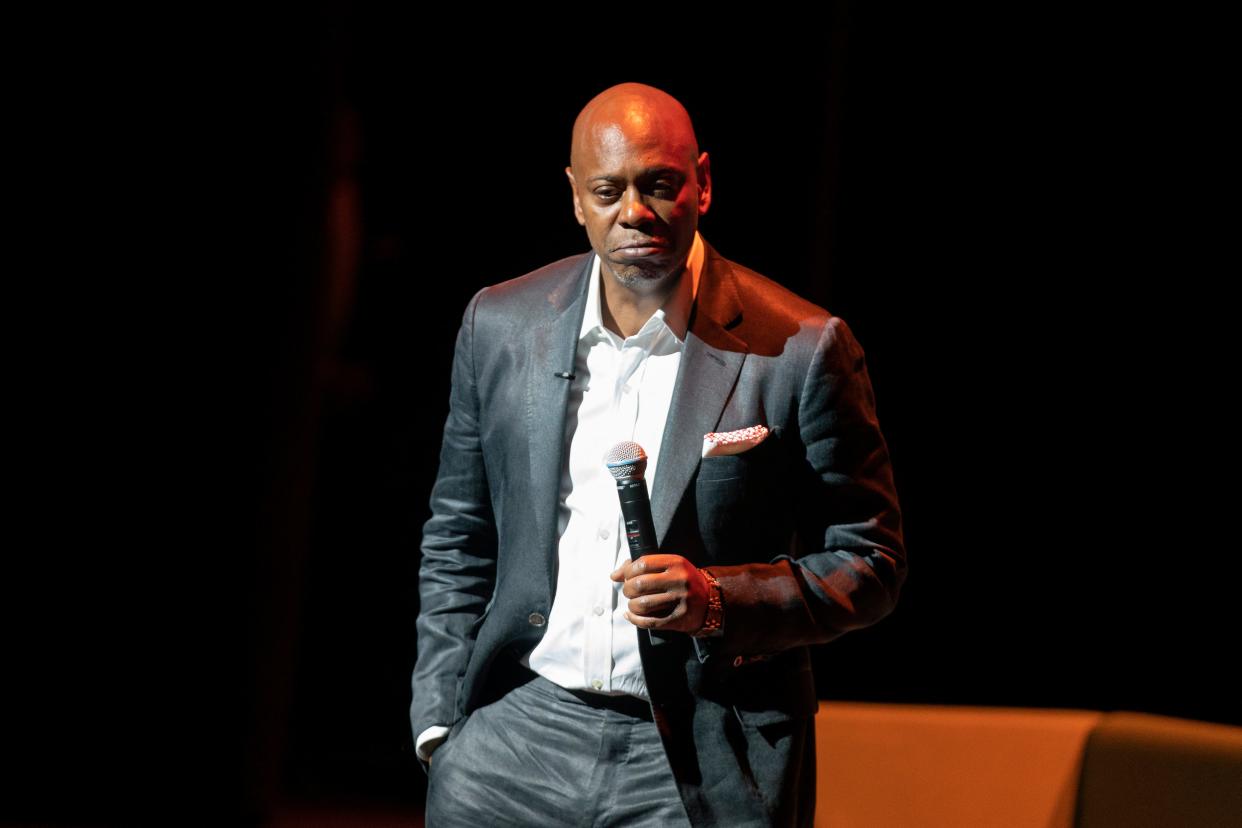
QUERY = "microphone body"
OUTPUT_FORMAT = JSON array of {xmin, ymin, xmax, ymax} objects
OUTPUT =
[
  {"xmin": 604, "ymin": 441, "xmax": 659, "ymax": 561},
  {"xmin": 616, "ymin": 477, "xmax": 658, "ymax": 561}
]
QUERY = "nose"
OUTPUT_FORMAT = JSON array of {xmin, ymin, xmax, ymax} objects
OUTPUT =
[{"xmin": 619, "ymin": 185, "xmax": 655, "ymax": 227}]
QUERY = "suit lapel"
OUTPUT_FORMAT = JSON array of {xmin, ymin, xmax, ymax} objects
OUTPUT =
[
  {"xmin": 527, "ymin": 254, "xmax": 592, "ymax": 597},
  {"xmin": 649, "ymin": 241, "xmax": 748, "ymax": 548}
]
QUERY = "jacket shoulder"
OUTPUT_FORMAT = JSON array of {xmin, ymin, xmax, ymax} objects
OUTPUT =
[
  {"xmin": 709, "ymin": 249, "xmax": 843, "ymax": 357},
  {"xmin": 471, "ymin": 250, "xmax": 591, "ymax": 323},
  {"xmin": 728, "ymin": 258, "xmax": 831, "ymax": 323}
]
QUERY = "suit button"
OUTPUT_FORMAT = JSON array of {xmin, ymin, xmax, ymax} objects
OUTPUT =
[
  {"xmin": 733, "ymin": 656, "xmax": 745, "ymax": 667},
  {"xmin": 528, "ymin": 612, "xmax": 546, "ymax": 627}
]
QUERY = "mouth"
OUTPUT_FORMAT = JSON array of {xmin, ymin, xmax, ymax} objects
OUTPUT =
[{"xmin": 614, "ymin": 240, "xmax": 671, "ymax": 258}]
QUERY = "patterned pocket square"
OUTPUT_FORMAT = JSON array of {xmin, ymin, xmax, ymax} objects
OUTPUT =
[{"xmin": 702, "ymin": 425, "xmax": 770, "ymax": 458}]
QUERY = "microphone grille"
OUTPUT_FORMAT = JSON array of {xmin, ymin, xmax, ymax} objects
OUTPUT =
[{"xmin": 604, "ymin": 441, "xmax": 648, "ymax": 481}]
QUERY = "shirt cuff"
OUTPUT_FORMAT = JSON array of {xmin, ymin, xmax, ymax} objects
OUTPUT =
[{"xmin": 416, "ymin": 724, "xmax": 451, "ymax": 761}]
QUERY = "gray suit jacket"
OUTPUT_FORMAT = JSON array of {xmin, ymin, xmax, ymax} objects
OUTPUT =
[{"xmin": 410, "ymin": 237, "xmax": 906, "ymax": 826}]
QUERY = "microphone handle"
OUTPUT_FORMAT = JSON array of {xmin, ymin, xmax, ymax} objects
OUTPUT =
[{"xmin": 615, "ymin": 478, "xmax": 659, "ymax": 561}]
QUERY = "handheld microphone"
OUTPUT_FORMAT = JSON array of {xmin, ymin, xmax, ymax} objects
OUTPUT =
[{"xmin": 604, "ymin": 441, "xmax": 658, "ymax": 561}]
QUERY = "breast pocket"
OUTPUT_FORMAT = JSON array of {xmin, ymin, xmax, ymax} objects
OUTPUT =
[
  {"xmin": 695, "ymin": 432, "xmax": 782, "ymax": 555},
  {"xmin": 696, "ymin": 470, "xmax": 749, "ymax": 553},
  {"xmin": 697, "ymin": 453, "xmax": 748, "ymax": 483}
]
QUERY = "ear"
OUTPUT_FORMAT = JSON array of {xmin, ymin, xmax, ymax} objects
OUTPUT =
[
  {"xmin": 696, "ymin": 152, "xmax": 712, "ymax": 217},
  {"xmin": 565, "ymin": 166, "xmax": 586, "ymax": 226}
]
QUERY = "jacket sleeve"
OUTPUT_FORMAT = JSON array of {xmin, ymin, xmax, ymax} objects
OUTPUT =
[
  {"xmin": 409, "ymin": 287, "xmax": 498, "ymax": 747},
  {"xmin": 697, "ymin": 315, "xmax": 906, "ymax": 659}
]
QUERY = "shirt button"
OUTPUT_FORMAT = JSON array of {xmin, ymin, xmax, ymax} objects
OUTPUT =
[
  {"xmin": 591, "ymin": 679, "xmax": 603, "ymax": 690},
  {"xmin": 528, "ymin": 612, "xmax": 546, "ymax": 627},
  {"xmin": 593, "ymin": 605, "xmax": 605, "ymax": 616},
  {"xmin": 598, "ymin": 526, "xmax": 610, "ymax": 539}
]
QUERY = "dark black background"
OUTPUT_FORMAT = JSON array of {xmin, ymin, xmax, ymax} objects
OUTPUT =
[{"xmin": 7, "ymin": 5, "xmax": 1233, "ymax": 826}]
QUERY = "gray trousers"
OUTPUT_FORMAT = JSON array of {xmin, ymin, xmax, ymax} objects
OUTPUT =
[{"xmin": 425, "ymin": 673, "xmax": 693, "ymax": 827}]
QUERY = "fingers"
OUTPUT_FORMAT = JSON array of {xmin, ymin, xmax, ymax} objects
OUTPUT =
[
  {"xmin": 626, "ymin": 589, "xmax": 683, "ymax": 617},
  {"xmin": 620, "ymin": 571, "xmax": 691, "ymax": 599},
  {"xmin": 614, "ymin": 556, "xmax": 691, "ymax": 597},
  {"xmin": 624, "ymin": 598, "xmax": 687, "ymax": 627},
  {"xmin": 611, "ymin": 554, "xmax": 703, "ymax": 632},
  {"xmin": 611, "ymin": 554, "xmax": 680, "ymax": 582}
]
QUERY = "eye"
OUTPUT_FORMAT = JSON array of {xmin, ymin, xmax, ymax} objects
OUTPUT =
[
  {"xmin": 594, "ymin": 188, "xmax": 620, "ymax": 202},
  {"xmin": 651, "ymin": 180, "xmax": 678, "ymax": 198}
]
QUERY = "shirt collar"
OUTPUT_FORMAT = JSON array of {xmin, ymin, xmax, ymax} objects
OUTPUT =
[{"xmin": 579, "ymin": 230, "xmax": 704, "ymax": 345}]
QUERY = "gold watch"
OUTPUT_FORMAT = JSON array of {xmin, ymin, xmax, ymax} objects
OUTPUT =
[{"xmin": 692, "ymin": 567, "xmax": 724, "ymax": 638}]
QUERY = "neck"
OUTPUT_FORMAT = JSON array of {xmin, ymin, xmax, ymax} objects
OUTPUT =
[{"xmin": 600, "ymin": 262, "xmax": 686, "ymax": 339}]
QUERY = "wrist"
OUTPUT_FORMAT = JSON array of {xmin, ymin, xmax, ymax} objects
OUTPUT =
[{"xmin": 691, "ymin": 567, "xmax": 724, "ymax": 638}]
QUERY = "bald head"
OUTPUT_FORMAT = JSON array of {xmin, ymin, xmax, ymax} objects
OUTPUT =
[
  {"xmin": 563, "ymin": 82, "xmax": 712, "ymax": 299},
  {"xmin": 569, "ymin": 83, "xmax": 701, "ymax": 178}
]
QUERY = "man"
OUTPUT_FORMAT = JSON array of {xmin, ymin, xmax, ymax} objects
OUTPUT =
[{"xmin": 410, "ymin": 82, "xmax": 906, "ymax": 827}]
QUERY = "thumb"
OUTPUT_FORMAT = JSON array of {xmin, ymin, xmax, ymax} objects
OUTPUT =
[{"xmin": 610, "ymin": 564, "xmax": 624, "ymax": 581}]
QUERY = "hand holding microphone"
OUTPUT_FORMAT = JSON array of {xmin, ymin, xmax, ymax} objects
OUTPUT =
[{"xmin": 605, "ymin": 441, "xmax": 715, "ymax": 634}]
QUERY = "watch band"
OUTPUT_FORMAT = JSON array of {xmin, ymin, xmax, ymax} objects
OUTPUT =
[{"xmin": 692, "ymin": 567, "xmax": 724, "ymax": 638}]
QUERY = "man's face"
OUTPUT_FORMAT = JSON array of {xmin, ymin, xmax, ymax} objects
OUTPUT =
[{"xmin": 566, "ymin": 117, "xmax": 711, "ymax": 293}]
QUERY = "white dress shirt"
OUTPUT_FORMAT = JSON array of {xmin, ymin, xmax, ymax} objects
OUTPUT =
[
  {"xmin": 522, "ymin": 230, "xmax": 703, "ymax": 700},
  {"xmin": 417, "ymin": 231, "xmax": 705, "ymax": 761}
]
